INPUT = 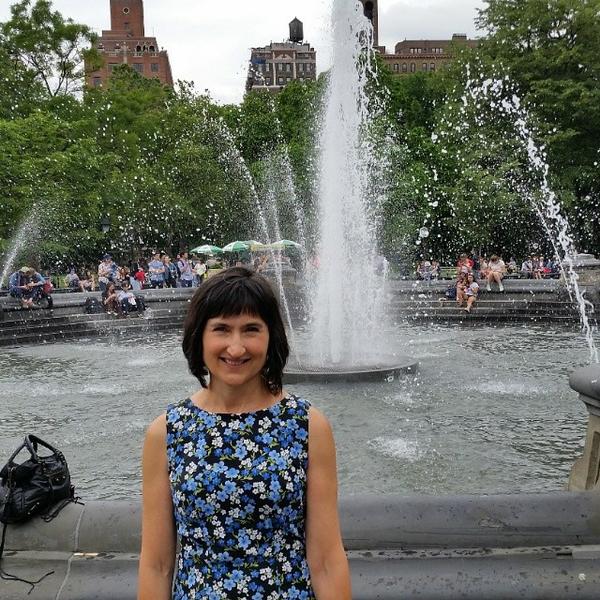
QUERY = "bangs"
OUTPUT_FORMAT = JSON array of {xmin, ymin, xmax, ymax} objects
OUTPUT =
[{"xmin": 202, "ymin": 277, "xmax": 271, "ymax": 323}]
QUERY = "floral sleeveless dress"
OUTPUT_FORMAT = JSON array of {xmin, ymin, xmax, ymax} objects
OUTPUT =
[{"xmin": 166, "ymin": 394, "xmax": 315, "ymax": 599}]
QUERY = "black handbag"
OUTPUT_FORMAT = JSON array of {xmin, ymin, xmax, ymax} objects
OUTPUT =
[{"xmin": 0, "ymin": 435, "xmax": 79, "ymax": 592}]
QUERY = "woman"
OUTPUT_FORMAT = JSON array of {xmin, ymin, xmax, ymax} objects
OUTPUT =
[
  {"xmin": 463, "ymin": 273, "xmax": 479, "ymax": 313},
  {"xmin": 455, "ymin": 272, "xmax": 469, "ymax": 307},
  {"xmin": 102, "ymin": 282, "xmax": 121, "ymax": 315},
  {"xmin": 138, "ymin": 267, "xmax": 351, "ymax": 599},
  {"xmin": 163, "ymin": 256, "xmax": 178, "ymax": 288},
  {"xmin": 486, "ymin": 255, "xmax": 506, "ymax": 292}
]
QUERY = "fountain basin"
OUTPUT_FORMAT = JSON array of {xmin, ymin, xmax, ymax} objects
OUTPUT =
[{"xmin": 284, "ymin": 356, "xmax": 418, "ymax": 383}]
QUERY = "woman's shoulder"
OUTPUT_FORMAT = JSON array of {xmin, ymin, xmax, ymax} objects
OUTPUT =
[
  {"xmin": 144, "ymin": 412, "xmax": 167, "ymax": 447},
  {"xmin": 285, "ymin": 393, "xmax": 313, "ymax": 413},
  {"xmin": 165, "ymin": 398, "xmax": 192, "ymax": 420}
]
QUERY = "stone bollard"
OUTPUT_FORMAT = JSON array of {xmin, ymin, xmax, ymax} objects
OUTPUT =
[{"xmin": 568, "ymin": 363, "xmax": 600, "ymax": 491}]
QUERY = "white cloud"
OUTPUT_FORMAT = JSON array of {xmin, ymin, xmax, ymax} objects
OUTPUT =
[{"xmin": 0, "ymin": 0, "xmax": 485, "ymax": 104}]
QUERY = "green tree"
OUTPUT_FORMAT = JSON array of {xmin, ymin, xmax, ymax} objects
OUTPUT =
[
  {"xmin": 477, "ymin": 0, "xmax": 600, "ymax": 250},
  {"xmin": 1, "ymin": 0, "xmax": 99, "ymax": 97}
]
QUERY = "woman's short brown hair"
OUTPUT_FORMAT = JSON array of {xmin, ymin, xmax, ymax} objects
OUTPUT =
[{"xmin": 181, "ymin": 267, "xmax": 289, "ymax": 394}]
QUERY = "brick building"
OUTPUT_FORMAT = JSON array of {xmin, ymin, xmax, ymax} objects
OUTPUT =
[
  {"xmin": 86, "ymin": 0, "xmax": 173, "ymax": 88},
  {"xmin": 246, "ymin": 19, "xmax": 317, "ymax": 93},
  {"xmin": 382, "ymin": 34, "xmax": 479, "ymax": 75},
  {"xmin": 358, "ymin": 0, "xmax": 478, "ymax": 75}
]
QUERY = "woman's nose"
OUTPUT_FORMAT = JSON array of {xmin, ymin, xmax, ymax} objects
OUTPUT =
[{"xmin": 227, "ymin": 341, "xmax": 246, "ymax": 357}]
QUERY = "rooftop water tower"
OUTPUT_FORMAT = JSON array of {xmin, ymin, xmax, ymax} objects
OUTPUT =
[{"xmin": 289, "ymin": 17, "xmax": 304, "ymax": 43}]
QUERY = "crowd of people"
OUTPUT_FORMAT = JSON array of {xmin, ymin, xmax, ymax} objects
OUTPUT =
[
  {"xmin": 93, "ymin": 251, "xmax": 222, "ymax": 293},
  {"xmin": 417, "ymin": 251, "xmax": 561, "ymax": 284},
  {"xmin": 416, "ymin": 251, "xmax": 563, "ymax": 313},
  {"xmin": 4, "ymin": 249, "xmax": 298, "ymax": 315}
]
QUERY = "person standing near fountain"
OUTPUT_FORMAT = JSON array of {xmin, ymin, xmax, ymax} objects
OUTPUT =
[{"xmin": 138, "ymin": 268, "xmax": 351, "ymax": 599}]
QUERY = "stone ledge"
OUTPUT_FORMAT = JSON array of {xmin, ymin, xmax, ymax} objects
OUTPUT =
[{"xmin": 3, "ymin": 493, "xmax": 600, "ymax": 599}]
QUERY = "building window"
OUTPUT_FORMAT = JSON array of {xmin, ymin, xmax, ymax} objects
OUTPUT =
[
  {"xmin": 278, "ymin": 63, "xmax": 283, "ymax": 72},
  {"xmin": 136, "ymin": 45, "xmax": 142, "ymax": 52},
  {"xmin": 410, "ymin": 63, "xmax": 416, "ymax": 72},
  {"xmin": 93, "ymin": 77, "xmax": 102, "ymax": 87},
  {"xmin": 393, "ymin": 63, "xmax": 399, "ymax": 72},
  {"xmin": 286, "ymin": 63, "xmax": 291, "ymax": 72},
  {"xmin": 422, "ymin": 63, "xmax": 428, "ymax": 71},
  {"xmin": 299, "ymin": 63, "xmax": 304, "ymax": 72},
  {"xmin": 149, "ymin": 45, "xmax": 155, "ymax": 52},
  {"xmin": 108, "ymin": 63, "xmax": 119, "ymax": 72},
  {"xmin": 265, "ymin": 63, "xmax": 270, "ymax": 72},
  {"xmin": 278, "ymin": 77, "xmax": 284, "ymax": 84},
  {"xmin": 430, "ymin": 63, "xmax": 435, "ymax": 71},
  {"xmin": 133, "ymin": 63, "xmax": 143, "ymax": 73},
  {"xmin": 151, "ymin": 63, "xmax": 159, "ymax": 72},
  {"xmin": 123, "ymin": 7, "xmax": 130, "ymax": 14},
  {"xmin": 124, "ymin": 22, "xmax": 130, "ymax": 29},
  {"xmin": 286, "ymin": 77, "xmax": 291, "ymax": 82},
  {"xmin": 266, "ymin": 79, "xmax": 271, "ymax": 85},
  {"xmin": 402, "ymin": 63, "xmax": 407, "ymax": 72}
]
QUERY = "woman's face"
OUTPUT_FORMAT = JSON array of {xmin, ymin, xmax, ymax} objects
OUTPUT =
[{"xmin": 202, "ymin": 313, "xmax": 270, "ymax": 389}]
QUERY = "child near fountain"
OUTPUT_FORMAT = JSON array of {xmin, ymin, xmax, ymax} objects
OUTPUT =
[{"xmin": 138, "ymin": 267, "xmax": 351, "ymax": 600}]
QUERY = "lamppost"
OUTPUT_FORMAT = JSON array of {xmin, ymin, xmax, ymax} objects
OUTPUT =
[{"xmin": 100, "ymin": 216, "xmax": 111, "ymax": 234}]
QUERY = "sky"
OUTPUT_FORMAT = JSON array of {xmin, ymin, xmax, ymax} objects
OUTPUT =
[{"xmin": 0, "ymin": 0, "xmax": 486, "ymax": 104}]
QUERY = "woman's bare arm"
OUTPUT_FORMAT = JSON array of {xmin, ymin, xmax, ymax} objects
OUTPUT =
[
  {"xmin": 305, "ymin": 408, "xmax": 352, "ymax": 599},
  {"xmin": 138, "ymin": 414, "xmax": 176, "ymax": 600}
]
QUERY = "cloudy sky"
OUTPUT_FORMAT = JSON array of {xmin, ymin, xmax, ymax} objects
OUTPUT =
[{"xmin": 1, "ymin": 0, "xmax": 486, "ymax": 104}]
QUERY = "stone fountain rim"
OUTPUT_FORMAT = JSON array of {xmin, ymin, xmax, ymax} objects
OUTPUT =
[{"xmin": 284, "ymin": 356, "xmax": 419, "ymax": 383}]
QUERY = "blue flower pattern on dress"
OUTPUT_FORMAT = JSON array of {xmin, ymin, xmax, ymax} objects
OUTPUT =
[{"xmin": 166, "ymin": 394, "xmax": 315, "ymax": 599}]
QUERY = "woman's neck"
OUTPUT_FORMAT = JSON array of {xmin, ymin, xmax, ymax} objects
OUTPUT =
[{"xmin": 194, "ymin": 378, "xmax": 282, "ymax": 414}]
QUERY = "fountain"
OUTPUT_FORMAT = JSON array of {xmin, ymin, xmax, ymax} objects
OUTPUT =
[
  {"xmin": 0, "ymin": 209, "xmax": 39, "ymax": 290},
  {"xmin": 2, "ymin": 2, "xmax": 600, "ymax": 598},
  {"xmin": 285, "ymin": 0, "xmax": 417, "ymax": 381}
]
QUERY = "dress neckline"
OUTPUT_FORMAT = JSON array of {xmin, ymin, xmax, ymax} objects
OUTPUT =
[{"xmin": 185, "ymin": 394, "xmax": 291, "ymax": 418}]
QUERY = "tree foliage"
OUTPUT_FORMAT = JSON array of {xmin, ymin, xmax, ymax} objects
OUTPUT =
[{"xmin": 1, "ymin": 0, "xmax": 599, "ymax": 271}]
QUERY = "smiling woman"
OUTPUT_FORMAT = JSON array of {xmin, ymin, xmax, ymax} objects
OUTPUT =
[{"xmin": 138, "ymin": 267, "xmax": 351, "ymax": 600}]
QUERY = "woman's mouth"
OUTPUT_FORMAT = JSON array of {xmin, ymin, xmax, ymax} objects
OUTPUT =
[{"xmin": 220, "ymin": 357, "xmax": 250, "ymax": 366}]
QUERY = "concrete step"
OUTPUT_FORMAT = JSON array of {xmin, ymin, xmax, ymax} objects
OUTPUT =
[
  {"xmin": 0, "ymin": 306, "xmax": 188, "ymax": 329},
  {"xmin": 0, "ymin": 313, "xmax": 187, "ymax": 347}
]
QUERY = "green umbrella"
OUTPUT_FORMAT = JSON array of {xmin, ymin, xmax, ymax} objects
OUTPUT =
[
  {"xmin": 269, "ymin": 239, "xmax": 302, "ymax": 250},
  {"xmin": 190, "ymin": 244, "xmax": 223, "ymax": 255},
  {"xmin": 222, "ymin": 241, "xmax": 250, "ymax": 253}
]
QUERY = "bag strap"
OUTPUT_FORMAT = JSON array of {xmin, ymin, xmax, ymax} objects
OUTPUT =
[
  {"xmin": 0, "ymin": 440, "xmax": 28, "ymax": 480},
  {"xmin": 24, "ymin": 435, "xmax": 61, "ymax": 461}
]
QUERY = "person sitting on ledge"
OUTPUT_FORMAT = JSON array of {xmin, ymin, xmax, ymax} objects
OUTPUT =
[
  {"xmin": 463, "ymin": 273, "xmax": 479, "ymax": 312},
  {"xmin": 455, "ymin": 272, "xmax": 469, "ymax": 307},
  {"xmin": 456, "ymin": 253, "xmax": 473, "ymax": 276},
  {"xmin": 521, "ymin": 256, "xmax": 534, "ymax": 279},
  {"xmin": 102, "ymin": 282, "xmax": 122, "ymax": 316},
  {"xmin": 66, "ymin": 268, "xmax": 80, "ymax": 291},
  {"xmin": 8, "ymin": 266, "xmax": 45, "ymax": 308},
  {"xmin": 138, "ymin": 267, "xmax": 351, "ymax": 600},
  {"xmin": 486, "ymin": 255, "xmax": 506, "ymax": 292},
  {"xmin": 117, "ymin": 280, "xmax": 145, "ymax": 314}
]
